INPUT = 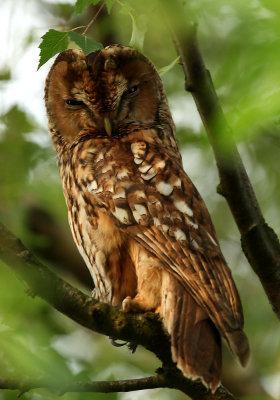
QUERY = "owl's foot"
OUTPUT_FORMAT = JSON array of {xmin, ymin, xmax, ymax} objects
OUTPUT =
[
  {"xmin": 122, "ymin": 295, "xmax": 157, "ymax": 313},
  {"xmin": 109, "ymin": 337, "xmax": 137, "ymax": 354},
  {"xmin": 122, "ymin": 296, "xmax": 135, "ymax": 312}
]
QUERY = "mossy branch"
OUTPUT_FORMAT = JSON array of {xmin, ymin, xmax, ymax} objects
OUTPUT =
[{"xmin": 0, "ymin": 222, "xmax": 237, "ymax": 400}]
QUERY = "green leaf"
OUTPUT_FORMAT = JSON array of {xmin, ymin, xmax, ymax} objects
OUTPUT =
[
  {"xmin": 74, "ymin": 0, "xmax": 101, "ymax": 15},
  {"xmin": 129, "ymin": 14, "xmax": 147, "ymax": 51},
  {"xmin": 158, "ymin": 56, "xmax": 180, "ymax": 77},
  {"xmin": 38, "ymin": 29, "xmax": 69, "ymax": 69},
  {"xmin": 68, "ymin": 31, "xmax": 103, "ymax": 55},
  {"xmin": 105, "ymin": 0, "xmax": 115, "ymax": 14},
  {"xmin": 119, "ymin": 2, "xmax": 133, "ymax": 16}
]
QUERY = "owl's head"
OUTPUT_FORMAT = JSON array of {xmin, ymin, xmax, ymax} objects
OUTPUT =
[{"xmin": 45, "ymin": 45, "xmax": 173, "ymax": 142}]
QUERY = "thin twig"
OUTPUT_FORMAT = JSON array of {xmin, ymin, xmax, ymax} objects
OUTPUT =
[
  {"xmin": 0, "ymin": 376, "xmax": 165, "ymax": 394},
  {"xmin": 71, "ymin": 25, "xmax": 87, "ymax": 31},
  {"xmin": 82, "ymin": 2, "xmax": 105, "ymax": 36}
]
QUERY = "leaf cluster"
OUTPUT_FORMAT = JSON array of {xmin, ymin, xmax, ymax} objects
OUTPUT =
[
  {"xmin": 38, "ymin": 29, "xmax": 103, "ymax": 69},
  {"xmin": 38, "ymin": 0, "xmax": 121, "ymax": 68},
  {"xmin": 38, "ymin": 0, "xmax": 162, "ymax": 68}
]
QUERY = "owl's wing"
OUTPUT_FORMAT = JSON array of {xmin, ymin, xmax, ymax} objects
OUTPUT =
[{"xmin": 83, "ymin": 137, "xmax": 244, "ymax": 345}]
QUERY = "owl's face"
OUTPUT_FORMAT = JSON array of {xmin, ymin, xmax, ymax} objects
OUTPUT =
[{"xmin": 45, "ymin": 45, "xmax": 164, "ymax": 140}]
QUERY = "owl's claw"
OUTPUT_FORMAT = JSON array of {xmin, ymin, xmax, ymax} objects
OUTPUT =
[
  {"xmin": 109, "ymin": 337, "xmax": 127, "ymax": 347},
  {"xmin": 127, "ymin": 342, "xmax": 137, "ymax": 354},
  {"xmin": 109, "ymin": 337, "xmax": 138, "ymax": 353}
]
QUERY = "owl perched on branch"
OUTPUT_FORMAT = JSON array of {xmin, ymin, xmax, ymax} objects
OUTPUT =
[{"xmin": 45, "ymin": 45, "xmax": 249, "ymax": 392}]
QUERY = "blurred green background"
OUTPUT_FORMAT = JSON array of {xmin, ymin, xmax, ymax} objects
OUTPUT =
[{"xmin": 0, "ymin": 0, "xmax": 280, "ymax": 399}]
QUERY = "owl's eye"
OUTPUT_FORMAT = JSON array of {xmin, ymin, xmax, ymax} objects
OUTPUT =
[
  {"xmin": 124, "ymin": 85, "xmax": 139, "ymax": 96},
  {"xmin": 65, "ymin": 99, "xmax": 85, "ymax": 106}
]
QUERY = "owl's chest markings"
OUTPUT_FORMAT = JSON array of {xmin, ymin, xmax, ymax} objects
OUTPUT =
[
  {"xmin": 68, "ymin": 139, "xmax": 205, "ymax": 254},
  {"xmin": 88, "ymin": 180, "xmax": 103, "ymax": 194},
  {"xmin": 156, "ymin": 181, "xmax": 173, "ymax": 196}
]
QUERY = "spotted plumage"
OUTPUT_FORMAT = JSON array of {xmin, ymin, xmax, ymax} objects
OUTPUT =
[{"xmin": 45, "ymin": 45, "xmax": 249, "ymax": 392}]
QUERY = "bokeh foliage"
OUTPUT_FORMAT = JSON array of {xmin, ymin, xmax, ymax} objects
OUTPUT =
[{"xmin": 1, "ymin": 0, "xmax": 280, "ymax": 399}]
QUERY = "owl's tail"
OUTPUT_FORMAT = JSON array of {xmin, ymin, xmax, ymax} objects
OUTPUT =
[{"xmin": 161, "ymin": 272, "xmax": 222, "ymax": 392}]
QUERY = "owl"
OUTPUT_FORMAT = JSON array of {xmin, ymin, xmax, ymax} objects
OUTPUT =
[{"xmin": 45, "ymin": 45, "xmax": 249, "ymax": 392}]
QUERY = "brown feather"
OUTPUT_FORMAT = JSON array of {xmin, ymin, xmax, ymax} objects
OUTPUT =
[{"xmin": 161, "ymin": 272, "xmax": 222, "ymax": 392}]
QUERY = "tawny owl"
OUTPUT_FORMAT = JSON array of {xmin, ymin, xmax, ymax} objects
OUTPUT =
[{"xmin": 45, "ymin": 45, "xmax": 249, "ymax": 392}]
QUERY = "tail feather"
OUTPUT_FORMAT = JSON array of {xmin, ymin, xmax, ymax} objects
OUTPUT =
[
  {"xmin": 161, "ymin": 272, "xmax": 222, "ymax": 392},
  {"xmin": 225, "ymin": 329, "xmax": 250, "ymax": 367}
]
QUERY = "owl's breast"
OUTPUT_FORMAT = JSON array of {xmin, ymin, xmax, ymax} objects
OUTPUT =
[
  {"xmin": 58, "ymin": 137, "xmax": 140, "ymax": 304},
  {"xmin": 70, "ymin": 137, "xmax": 135, "ymax": 199}
]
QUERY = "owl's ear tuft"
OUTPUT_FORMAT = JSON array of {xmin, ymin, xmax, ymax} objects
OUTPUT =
[
  {"xmin": 52, "ymin": 49, "xmax": 85, "ymax": 66},
  {"xmin": 104, "ymin": 57, "xmax": 117, "ymax": 72},
  {"xmin": 47, "ymin": 50, "xmax": 88, "ymax": 87},
  {"xmin": 86, "ymin": 50, "xmax": 102, "ymax": 65},
  {"xmin": 54, "ymin": 60, "xmax": 68, "ymax": 77},
  {"xmin": 45, "ymin": 59, "xmax": 68, "ymax": 107},
  {"xmin": 46, "ymin": 49, "xmax": 84, "ymax": 88}
]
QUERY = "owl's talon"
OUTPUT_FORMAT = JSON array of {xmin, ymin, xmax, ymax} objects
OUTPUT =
[
  {"xmin": 109, "ymin": 337, "xmax": 127, "ymax": 347},
  {"xmin": 122, "ymin": 295, "xmax": 151, "ymax": 313},
  {"xmin": 109, "ymin": 337, "xmax": 137, "ymax": 354},
  {"xmin": 127, "ymin": 342, "xmax": 137, "ymax": 354},
  {"xmin": 122, "ymin": 296, "xmax": 133, "ymax": 312}
]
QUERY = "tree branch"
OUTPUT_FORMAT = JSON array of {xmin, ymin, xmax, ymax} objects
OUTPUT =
[
  {"xmin": 0, "ymin": 375, "xmax": 238, "ymax": 400},
  {"xmin": 0, "ymin": 222, "xmax": 237, "ymax": 400},
  {"xmin": 0, "ymin": 376, "xmax": 166, "ymax": 395},
  {"xmin": 170, "ymin": 22, "xmax": 280, "ymax": 317}
]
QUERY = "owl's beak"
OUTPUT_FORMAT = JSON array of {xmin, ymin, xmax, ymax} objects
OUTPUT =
[{"xmin": 104, "ymin": 117, "xmax": 112, "ymax": 136}]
